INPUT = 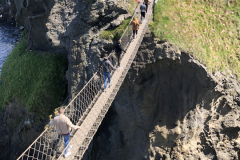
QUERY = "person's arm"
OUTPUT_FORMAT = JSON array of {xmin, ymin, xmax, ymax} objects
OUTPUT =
[
  {"xmin": 136, "ymin": 21, "xmax": 140, "ymax": 27},
  {"xmin": 49, "ymin": 121, "xmax": 54, "ymax": 125},
  {"xmin": 48, "ymin": 118, "xmax": 55, "ymax": 126},
  {"xmin": 66, "ymin": 117, "xmax": 80, "ymax": 129},
  {"xmin": 107, "ymin": 61, "xmax": 117, "ymax": 70},
  {"xmin": 120, "ymin": 45, "xmax": 126, "ymax": 53}
]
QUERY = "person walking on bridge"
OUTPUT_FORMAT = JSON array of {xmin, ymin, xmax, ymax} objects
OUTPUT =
[
  {"xmin": 115, "ymin": 39, "xmax": 126, "ymax": 67},
  {"xmin": 49, "ymin": 107, "xmax": 81, "ymax": 158},
  {"xmin": 140, "ymin": 2, "xmax": 146, "ymax": 21},
  {"xmin": 130, "ymin": 17, "xmax": 140, "ymax": 39},
  {"xmin": 100, "ymin": 54, "xmax": 117, "ymax": 91},
  {"xmin": 144, "ymin": 0, "xmax": 150, "ymax": 13}
]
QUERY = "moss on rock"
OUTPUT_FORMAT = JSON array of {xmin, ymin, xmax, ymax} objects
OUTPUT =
[{"xmin": 0, "ymin": 39, "xmax": 67, "ymax": 118}]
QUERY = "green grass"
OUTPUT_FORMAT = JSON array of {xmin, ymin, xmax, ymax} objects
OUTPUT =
[
  {"xmin": 126, "ymin": 0, "xmax": 138, "ymax": 15},
  {"xmin": 100, "ymin": 0, "xmax": 139, "ymax": 40},
  {"xmin": 100, "ymin": 18, "xmax": 132, "ymax": 40},
  {"xmin": 150, "ymin": 0, "xmax": 240, "ymax": 80},
  {"xmin": 0, "ymin": 39, "xmax": 67, "ymax": 120}
]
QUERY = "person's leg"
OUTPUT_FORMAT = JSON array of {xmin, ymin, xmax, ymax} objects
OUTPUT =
[
  {"xmin": 107, "ymin": 72, "xmax": 111, "ymax": 87},
  {"xmin": 103, "ymin": 72, "xmax": 108, "ymax": 89},
  {"xmin": 146, "ymin": 4, "xmax": 148, "ymax": 13},
  {"xmin": 111, "ymin": 54, "xmax": 116, "ymax": 66},
  {"xmin": 117, "ymin": 54, "xmax": 120, "ymax": 66},
  {"xmin": 143, "ymin": 12, "xmax": 145, "ymax": 19},
  {"xmin": 133, "ymin": 30, "xmax": 135, "ymax": 38},
  {"xmin": 63, "ymin": 133, "xmax": 70, "ymax": 154},
  {"xmin": 141, "ymin": 12, "xmax": 143, "ymax": 21},
  {"xmin": 119, "ymin": 53, "xmax": 122, "ymax": 66},
  {"xmin": 136, "ymin": 30, "xmax": 138, "ymax": 36}
]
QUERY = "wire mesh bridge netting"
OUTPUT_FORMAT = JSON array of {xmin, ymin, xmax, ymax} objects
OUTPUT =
[{"xmin": 17, "ymin": 0, "xmax": 153, "ymax": 159}]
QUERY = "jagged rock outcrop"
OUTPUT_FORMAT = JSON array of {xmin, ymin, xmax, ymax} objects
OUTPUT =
[
  {"xmin": 0, "ymin": 101, "xmax": 45, "ymax": 160},
  {"xmin": 82, "ymin": 30, "xmax": 240, "ymax": 160},
  {"xmin": 11, "ymin": 0, "xmax": 131, "ymax": 98},
  {"xmin": 0, "ymin": 0, "xmax": 16, "ymax": 23}
]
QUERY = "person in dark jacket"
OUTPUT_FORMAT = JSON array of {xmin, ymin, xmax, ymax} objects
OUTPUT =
[
  {"xmin": 101, "ymin": 54, "xmax": 117, "ymax": 91},
  {"xmin": 140, "ymin": 2, "xmax": 146, "ymax": 21},
  {"xmin": 115, "ymin": 39, "xmax": 126, "ymax": 66},
  {"xmin": 144, "ymin": 0, "xmax": 150, "ymax": 13}
]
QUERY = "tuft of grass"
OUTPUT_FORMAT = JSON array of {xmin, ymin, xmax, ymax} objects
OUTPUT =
[
  {"xmin": 100, "ymin": 0, "xmax": 139, "ymax": 41},
  {"xmin": 127, "ymin": 0, "xmax": 138, "ymax": 15},
  {"xmin": 150, "ymin": 0, "xmax": 240, "ymax": 80},
  {"xmin": 100, "ymin": 18, "xmax": 132, "ymax": 40},
  {"xmin": 0, "ymin": 39, "xmax": 67, "ymax": 119}
]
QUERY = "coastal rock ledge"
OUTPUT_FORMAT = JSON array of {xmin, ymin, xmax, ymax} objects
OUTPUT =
[
  {"xmin": 83, "ymin": 30, "xmax": 240, "ymax": 160},
  {"xmin": 0, "ymin": 0, "xmax": 239, "ymax": 159}
]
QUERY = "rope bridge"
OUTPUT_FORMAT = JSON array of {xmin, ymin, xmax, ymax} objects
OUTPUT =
[{"xmin": 17, "ymin": 1, "xmax": 153, "ymax": 159}]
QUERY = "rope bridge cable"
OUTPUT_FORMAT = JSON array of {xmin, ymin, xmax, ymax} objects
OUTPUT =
[
  {"xmin": 59, "ymin": 2, "xmax": 154, "ymax": 159},
  {"xmin": 17, "ymin": 0, "xmax": 152, "ymax": 159}
]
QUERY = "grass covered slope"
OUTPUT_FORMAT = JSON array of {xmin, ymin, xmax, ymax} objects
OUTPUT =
[
  {"xmin": 100, "ymin": 18, "xmax": 132, "ymax": 40},
  {"xmin": 151, "ymin": 0, "xmax": 240, "ymax": 80},
  {"xmin": 0, "ymin": 39, "xmax": 67, "ymax": 118}
]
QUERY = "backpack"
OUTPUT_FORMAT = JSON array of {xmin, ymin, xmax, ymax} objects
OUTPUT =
[{"xmin": 102, "ymin": 59, "xmax": 110, "ymax": 73}]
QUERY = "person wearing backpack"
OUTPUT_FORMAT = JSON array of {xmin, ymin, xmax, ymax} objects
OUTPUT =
[{"xmin": 100, "ymin": 54, "xmax": 117, "ymax": 91}]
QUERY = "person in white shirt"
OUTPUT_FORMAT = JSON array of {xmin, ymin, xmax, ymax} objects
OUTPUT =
[{"xmin": 49, "ymin": 107, "xmax": 80, "ymax": 158}]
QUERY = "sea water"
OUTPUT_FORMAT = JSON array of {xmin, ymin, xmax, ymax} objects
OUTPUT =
[{"xmin": 0, "ymin": 24, "xmax": 19, "ymax": 74}]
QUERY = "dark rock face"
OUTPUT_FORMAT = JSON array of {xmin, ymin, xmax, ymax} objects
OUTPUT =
[
  {"xmin": 12, "ymin": 0, "xmax": 55, "ymax": 50},
  {"xmin": 0, "ymin": 101, "xmax": 44, "ymax": 160},
  {"xmin": 0, "ymin": 1, "xmax": 132, "ymax": 159},
  {"xmin": 3, "ymin": 1, "xmax": 240, "ymax": 159},
  {"xmin": 0, "ymin": 0, "xmax": 15, "ymax": 23},
  {"xmin": 0, "ymin": 1, "xmax": 8, "ymax": 23},
  {"xmin": 11, "ymin": 0, "xmax": 129, "ymax": 98},
  {"xmin": 83, "ymin": 31, "xmax": 240, "ymax": 160}
]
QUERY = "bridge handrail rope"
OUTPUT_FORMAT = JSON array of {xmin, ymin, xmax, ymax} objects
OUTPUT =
[
  {"xmin": 59, "ymin": 1, "xmax": 153, "ymax": 159},
  {"xmin": 17, "ymin": 0, "xmax": 146, "ymax": 159}
]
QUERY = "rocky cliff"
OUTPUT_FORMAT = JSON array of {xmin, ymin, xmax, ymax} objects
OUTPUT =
[
  {"xmin": 0, "ymin": 101, "xmax": 44, "ymax": 159},
  {"xmin": 82, "ymin": 30, "xmax": 240, "ymax": 160},
  {"xmin": 12, "ymin": 0, "xmax": 131, "ymax": 98},
  {"xmin": 0, "ymin": 0, "xmax": 15, "ymax": 23},
  {"xmin": 0, "ymin": 0, "xmax": 134, "ymax": 159},
  {"xmin": 1, "ymin": 0, "xmax": 240, "ymax": 160}
]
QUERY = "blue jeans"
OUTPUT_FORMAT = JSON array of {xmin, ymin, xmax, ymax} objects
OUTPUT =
[
  {"xmin": 103, "ymin": 72, "xmax": 111, "ymax": 89},
  {"xmin": 63, "ymin": 132, "xmax": 70, "ymax": 154}
]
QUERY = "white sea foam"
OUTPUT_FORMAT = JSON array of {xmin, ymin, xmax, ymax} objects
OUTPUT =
[{"xmin": 0, "ymin": 25, "xmax": 19, "ymax": 74}]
